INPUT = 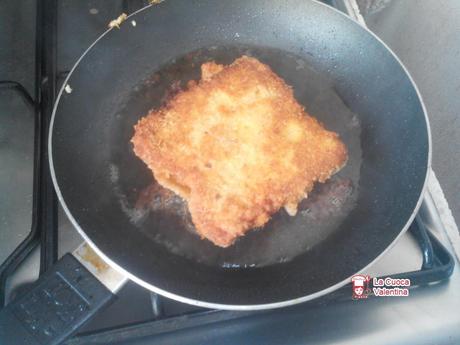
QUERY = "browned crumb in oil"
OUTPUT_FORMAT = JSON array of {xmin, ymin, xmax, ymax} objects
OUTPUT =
[
  {"xmin": 298, "ymin": 178, "xmax": 353, "ymax": 221},
  {"xmin": 135, "ymin": 181, "xmax": 197, "ymax": 235}
]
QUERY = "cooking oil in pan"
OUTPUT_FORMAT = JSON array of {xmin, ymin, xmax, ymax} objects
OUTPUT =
[{"xmin": 110, "ymin": 45, "xmax": 362, "ymax": 268}]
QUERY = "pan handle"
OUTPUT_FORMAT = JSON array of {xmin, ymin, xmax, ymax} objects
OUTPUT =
[{"xmin": 0, "ymin": 243, "xmax": 127, "ymax": 345}]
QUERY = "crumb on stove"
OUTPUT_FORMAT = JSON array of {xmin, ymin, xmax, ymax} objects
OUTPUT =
[{"xmin": 64, "ymin": 84, "xmax": 72, "ymax": 94}]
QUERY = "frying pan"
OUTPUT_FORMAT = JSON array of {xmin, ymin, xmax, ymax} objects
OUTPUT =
[
  {"xmin": 51, "ymin": 0, "xmax": 429, "ymax": 306},
  {"xmin": 0, "ymin": 0, "xmax": 430, "ymax": 341}
]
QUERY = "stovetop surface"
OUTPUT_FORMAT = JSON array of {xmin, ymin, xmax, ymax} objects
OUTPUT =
[{"xmin": 1, "ymin": 1, "xmax": 459, "ymax": 344}]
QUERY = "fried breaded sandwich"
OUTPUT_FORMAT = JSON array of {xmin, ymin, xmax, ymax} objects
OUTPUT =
[{"xmin": 131, "ymin": 56, "xmax": 347, "ymax": 247}]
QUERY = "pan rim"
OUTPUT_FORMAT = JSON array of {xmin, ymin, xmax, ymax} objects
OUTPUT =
[{"xmin": 48, "ymin": 0, "xmax": 432, "ymax": 310}]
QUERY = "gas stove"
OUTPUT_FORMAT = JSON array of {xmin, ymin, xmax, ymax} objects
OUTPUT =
[{"xmin": 1, "ymin": 0, "xmax": 459, "ymax": 344}]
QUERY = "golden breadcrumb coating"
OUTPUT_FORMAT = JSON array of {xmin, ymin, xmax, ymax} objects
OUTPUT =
[{"xmin": 132, "ymin": 56, "xmax": 347, "ymax": 247}]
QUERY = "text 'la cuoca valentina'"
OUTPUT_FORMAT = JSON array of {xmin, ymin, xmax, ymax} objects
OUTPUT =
[{"xmin": 373, "ymin": 277, "xmax": 411, "ymax": 297}]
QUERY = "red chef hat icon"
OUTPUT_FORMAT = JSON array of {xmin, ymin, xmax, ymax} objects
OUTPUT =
[{"xmin": 351, "ymin": 274, "xmax": 370, "ymax": 299}]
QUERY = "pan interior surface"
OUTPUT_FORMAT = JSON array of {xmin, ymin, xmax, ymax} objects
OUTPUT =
[
  {"xmin": 51, "ymin": 0, "xmax": 429, "ymax": 307},
  {"xmin": 111, "ymin": 45, "xmax": 362, "ymax": 268}
]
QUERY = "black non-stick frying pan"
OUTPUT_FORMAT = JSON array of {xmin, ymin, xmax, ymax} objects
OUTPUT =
[
  {"xmin": 0, "ymin": 0, "xmax": 430, "ymax": 342},
  {"xmin": 52, "ymin": 0, "xmax": 430, "ymax": 306}
]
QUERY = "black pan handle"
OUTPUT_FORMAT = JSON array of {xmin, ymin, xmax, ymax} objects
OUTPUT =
[{"xmin": 0, "ymin": 244, "xmax": 126, "ymax": 345}]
